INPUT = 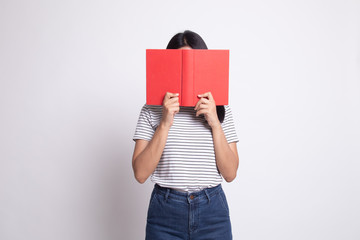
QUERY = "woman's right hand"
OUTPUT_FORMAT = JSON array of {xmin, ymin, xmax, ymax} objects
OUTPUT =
[{"xmin": 160, "ymin": 92, "xmax": 180, "ymax": 129}]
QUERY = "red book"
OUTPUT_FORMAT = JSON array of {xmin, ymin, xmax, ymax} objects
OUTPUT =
[{"xmin": 146, "ymin": 49, "xmax": 229, "ymax": 106}]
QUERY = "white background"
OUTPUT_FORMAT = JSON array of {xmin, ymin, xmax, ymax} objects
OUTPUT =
[{"xmin": 1, "ymin": 0, "xmax": 359, "ymax": 239}]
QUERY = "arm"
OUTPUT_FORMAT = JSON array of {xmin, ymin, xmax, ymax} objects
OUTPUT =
[
  {"xmin": 211, "ymin": 126, "xmax": 239, "ymax": 182},
  {"xmin": 132, "ymin": 92, "xmax": 180, "ymax": 184},
  {"xmin": 132, "ymin": 124, "xmax": 170, "ymax": 183},
  {"xmin": 195, "ymin": 92, "xmax": 239, "ymax": 182}
]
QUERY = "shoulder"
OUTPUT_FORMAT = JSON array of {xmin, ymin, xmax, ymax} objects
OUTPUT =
[
  {"xmin": 222, "ymin": 105, "xmax": 236, "ymax": 124},
  {"xmin": 145, "ymin": 103, "xmax": 162, "ymax": 109},
  {"xmin": 139, "ymin": 104, "xmax": 163, "ymax": 123},
  {"xmin": 224, "ymin": 105, "xmax": 234, "ymax": 114},
  {"xmin": 142, "ymin": 104, "xmax": 162, "ymax": 113},
  {"xmin": 139, "ymin": 103, "xmax": 162, "ymax": 111}
]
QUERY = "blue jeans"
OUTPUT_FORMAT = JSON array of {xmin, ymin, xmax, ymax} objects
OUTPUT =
[{"xmin": 146, "ymin": 183, "xmax": 232, "ymax": 240}]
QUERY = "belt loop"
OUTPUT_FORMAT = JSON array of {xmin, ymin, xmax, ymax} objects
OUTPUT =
[
  {"xmin": 165, "ymin": 189, "xmax": 170, "ymax": 202},
  {"xmin": 204, "ymin": 189, "xmax": 211, "ymax": 204}
]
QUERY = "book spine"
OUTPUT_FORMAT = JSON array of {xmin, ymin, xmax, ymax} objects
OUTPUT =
[{"xmin": 181, "ymin": 50, "xmax": 194, "ymax": 106}]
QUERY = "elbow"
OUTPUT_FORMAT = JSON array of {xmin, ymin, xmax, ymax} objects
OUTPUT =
[
  {"xmin": 224, "ymin": 172, "xmax": 237, "ymax": 183},
  {"xmin": 134, "ymin": 174, "xmax": 147, "ymax": 184},
  {"xmin": 133, "ymin": 169, "xmax": 148, "ymax": 184},
  {"xmin": 225, "ymin": 158, "xmax": 239, "ymax": 183},
  {"xmin": 132, "ymin": 158, "xmax": 147, "ymax": 184}
]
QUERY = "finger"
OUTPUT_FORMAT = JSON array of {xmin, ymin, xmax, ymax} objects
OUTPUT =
[
  {"xmin": 198, "ymin": 92, "xmax": 214, "ymax": 101},
  {"xmin": 164, "ymin": 96, "xmax": 179, "ymax": 105},
  {"xmin": 197, "ymin": 92, "xmax": 206, "ymax": 98},
  {"xmin": 169, "ymin": 92, "xmax": 180, "ymax": 98},
  {"xmin": 197, "ymin": 92, "xmax": 209, "ymax": 99},
  {"xmin": 167, "ymin": 97, "xmax": 179, "ymax": 104},
  {"xmin": 163, "ymin": 92, "xmax": 178, "ymax": 105},
  {"xmin": 194, "ymin": 99, "xmax": 202, "ymax": 110},
  {"xmin": 197, "ymin": 103, "xmax": 208, "ymax": 110},
  {"xmin": 200, "ymin": 97, "xmax": 210, "ymax": 104},
  {"xmin": 194, "ymin": 97, "xmax": 209, "ymax": 110},
  {"xmin": 196, "ymin": 109, "xmax": 207, "ymax": 117},
  {"xmin": 165, "ymin": 92, "xmax": 179, "ymax": 99},
  {"xmin": 207, "ymin": 92, "xmax": 214, "ymax": 101},
  {"xmin": 170, "ymin": 102, "xmax": 180, "ymax": 107}
]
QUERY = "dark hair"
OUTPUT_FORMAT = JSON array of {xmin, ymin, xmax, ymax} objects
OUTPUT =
[{"xmin": 166, "ymin": 30, "xmax": 225, "ymax": 123}]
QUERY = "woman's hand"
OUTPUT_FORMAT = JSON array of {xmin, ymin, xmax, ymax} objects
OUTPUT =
[
  {"xmin": 160, "ymin": 92, "xmax": 180, "ymax": 129},
  {"xmin": 194, "ymin": 92, "xmax": 221, "ymax": 128}
]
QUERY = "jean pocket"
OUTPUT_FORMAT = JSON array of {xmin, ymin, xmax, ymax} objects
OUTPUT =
[
  {"xmin": 218, "ymin": 190, "xmax": 230, "ymax": 214},
  {"xmin": 149, "ymin": 189, "xmax": 158, "ymax": 208},
  {"xmin": 147, "ymin": 190, "xmax": 159, "ymax": 219}
]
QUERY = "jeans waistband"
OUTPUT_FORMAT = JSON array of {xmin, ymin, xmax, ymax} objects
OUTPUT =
[{"xmin": 154, "ymin": 183, "xmax": 223, "ymax": 203}]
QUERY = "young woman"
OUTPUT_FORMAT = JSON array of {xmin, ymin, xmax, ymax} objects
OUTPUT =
[{"xmin": 132, "ymin": 30, "xmax": 239, "ymax": 240}]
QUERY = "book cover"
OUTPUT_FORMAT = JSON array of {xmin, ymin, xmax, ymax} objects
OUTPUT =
[{"xmin": 146, "ymin": 49, "xmax": 229, "ymax": 106}]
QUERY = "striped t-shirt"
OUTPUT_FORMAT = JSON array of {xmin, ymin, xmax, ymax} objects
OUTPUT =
[{"xmin": 132, "ymin": 104, "xmax": 239, "ymax": 192}]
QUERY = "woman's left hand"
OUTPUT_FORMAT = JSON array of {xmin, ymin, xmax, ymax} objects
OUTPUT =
[{"xmin": 194, "ymin": 92, "xmax": 221, "ymax": 128}]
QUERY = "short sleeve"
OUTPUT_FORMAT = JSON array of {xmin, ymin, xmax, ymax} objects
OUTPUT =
[
  {"xmin": 132, "ymin": 104, "xmax": 155, "ymax": 142},
  {"xmin": 221, "ymin": 105, "xmax": 239, "ymax": 143}
]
